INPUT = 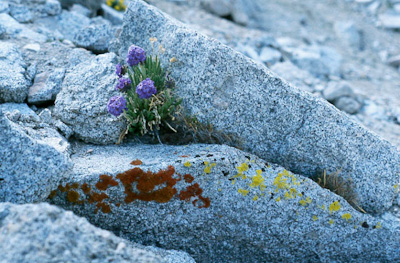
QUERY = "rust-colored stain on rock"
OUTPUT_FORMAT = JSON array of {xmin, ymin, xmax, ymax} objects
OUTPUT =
[
  {"xmin": 130, "ymin": 159, "xmax": 143, "ymax": 165},
  {"xmin": 95, "ymin": 174, "xmax": 119, "ymax": 191}
]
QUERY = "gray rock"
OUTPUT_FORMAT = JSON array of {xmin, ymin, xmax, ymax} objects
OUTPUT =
[
  {"xmin": 23, "ymin": 43, "xmax": 41, "ymax": 52},
  {"xmin": 49, "ymin": 143, "xmax": 400, "ymax": 263},
  {"xmin": 44, "ymin": 0, "xmax": 62, "ymax": 16},
  {"xmin": 259, "ymin": 46, "xmax": 282, "ymax": 65},
  {"xmin": 39, "ymin": 108, "xmax": 53, "ymax": 124},
  {"xmin": 54, "ymin": 53, "xmax": 126, "ymax": 144},
  {"xmin": 53, "ymin": 119, "xmax": 74, "ymax": 139},
  {"xmin": 70, "ymin": 3, "xmax": 91, "ymax": 17},
  {"xmin": 0, "ymin": 13, "xmax": 47, "ymax": 42},
  {"xmin": 58, "ymin": 0, "xmax": 103, "ymax": 14},
  {"xmin": 289, "ymin": 45, "xmax": 342, "ymax": 78},
  {"xmin": 0, "ymin": 42, "xmax": 30, "ymax": 103},
  {"xmin": 111, "ymin": 0, "xmax": 400, "ymax": 214},
  {"xmin": 235, "ymin": 43, "xmax": 260, "ymax": 61},
  {"xmin": 201, "ymin": 0, "xmax": 231, "ymax": 16},
  {"xmin": 387, "ymin": 54, "xmax": 400, "ymax": 67},
  {"xmin": 0, "ymin": 203, "xmax": 170, "ymax": 263},
  {"xmin": 333, "ymin": 21, "xmax": 361, "ymax": 49},
  {"xmin": 0, "ymin": 2, "xmax": 9, "ymax": 13},
  {"xmin": 28, "ymin": 68, "xmax": 66, "ymax": 105},
  {"xmin": 378, "ymin": 13, "xmax": 400, "ymax": 29},
  {"xmin": 270, "ymin": 61, "xmax": 317, "ymax": 93},
  {"xmin": 335, "ymin": 96, "xmax": 362, "ymax": 114},
  {"xmin": 0, "ymin": 103, "xmax": 41, "ymax": 123},
  {"xmin": 73, "ymin": 24, "xmax": 114, "ymax": 53},
  {"xmin": 101, "ymin": 3, "xmax": 124, "ymax": 25},
  {"xmin": 323, "ymin": 81, "xmax": 355, "ymax": 101},
  {"xmin": 0, "ymin": 24, "xmax": 5, "ymax": 38},
  {"xmin": 0, "ymin": 107, "xmax": 72, "ymax": 203},
  {"xmin": 9, "ymin": 4, "xmax": 33, "ymax": 23}
]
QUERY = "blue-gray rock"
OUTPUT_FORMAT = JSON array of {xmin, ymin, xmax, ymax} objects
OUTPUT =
[
  {"xmin": 48, "ymin": 143, "xmax": 400, "ymax": 263},
  {"xmin": 73, "ymin": 24, "xmax": 114, "ymax": 53},
  {"xmin": 101, "ymin": 4, "xmax": 124, "ymax": 25},
  {"xmin": 43, "ymin": 0, "xmax": 62, "ymax": 16},
  {"xmin": 28, "ymin": 68, "xmax": 66, "ymax": 105},
  {"xmin": 0, "ymin": 42, "xmax": 30, "ymax": 103},
  {"xmin": 0, "ymin": 13, "xmax": 47, "ymax": 42},
  {"xmin": 70, "ymin": 3, "xmax": 92, "ymax": 17},
  {"xmin": 379, "ymin": 13, "xmax": 400, "ymax": 29},
  {"xmin": 335, "ymin": 96, "xmax": 362, "ymax": 114},
  {"xmin": 323, "ymin": 81, "xmax": 355, "ymax": 101},
  {"xmin": 0, "ymin": 2, "xmax": 9, "ymax": 13},
  {"xmin": 0, "ymin": 104, "xmax": 72, "ymax": 203},
  {"xmin": 0, "ymin": 24, "xmax": 5, "ymax": 38},
  {"xmin": 9, "ymin": 4, "xmax": 33, "ymax": 23},
  {"xmin": 53, "ymin": 53, "xmax": 127, "ymax": 144},
  {"xmin": 259, "ymin": 46, "xmax": 282, "ymax": 65},
  {"xmin": 0, "ymin": 202, "xmax": 181, "ymax": 263},
  {"xmin": 110, "ymin": 0, "xmax": 400, "ymax": 214},
  {"xmin": 334, "ymin": 21, "xmax": 362, "ymax": 49},
  {"xmin": 58, "ymin": 0, "xmax": 103, "ymax": 14}
]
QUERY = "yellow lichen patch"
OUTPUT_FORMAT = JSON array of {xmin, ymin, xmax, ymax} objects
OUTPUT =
[
  {"xmin": 312, "ymin": 215, "xmax": 318, "ymax": 221},
  {"xmin": 342, "ymin": 213, "xmax": 352, "ymax": 222},
  {"xmin": 321, "ymin": 205, "xmax": 326, "ymax": 211},
  {"xmin": 250, "ymin": 170, "xmax": 265, "ymax": 190},
  {"xmin": 218, "ymin": 188, "xmax": 222, "ymax": 192},
  {"xmin": 203, "ymin": 162, "xmax": 216, "ymax": 174},
  {"xmin": 275, "ymin": 196, "xmax": 281, "ymax": 202},
  {"xmin": 273, "ymin": 174, "xmax": 289, "ymax": 192},
  {"xmin": 299, "ymin": 199, "xmax": 307, "ymax": 206},
  {"xmin": 253, "ymin": 195, "xmax": 259, "ymax": 201},
  {"xmin": 204, "ymin": 166, "xmax": 211, "ymax": 174},
  {"xmin": 237, "ymin": 163, "xmax": 249, "ymax": 173},
  {"xmin": 238, "ymin": 188, "xmax": 249, "ymax": 196},
  {"xmin": 375, "ymin": 222, "xmax": 382, "ymax": 229},
  {"xmin": 329, "ymin": 201, "xmax": 341, "ymax": 214},
  {"xmin": 232, "ymin": 180, "xmax": 236, "ymax": 185},
  {"xmin": 184, "ymin": 161, "xmax": 191, "ymax": 167},
  {"xmin": 329, "ymin": 219, "xmax": 334, "ymax": 225}
]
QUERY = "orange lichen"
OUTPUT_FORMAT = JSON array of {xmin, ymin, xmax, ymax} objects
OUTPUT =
[
  {"xmin": 95, "ymin": 174, "xmax": 119, "ymax": 191},
  {"xmin": 179, "ymin": 183, "xmax": 210, "ymax": 208},
  {"xmin": 81, "ymin": 183, "xmax": 91, "ymax": 194},
  {"xmin": 70, "ymin": 183, "xmax": 79, "ymax": 189},
  {"xmin": 116, "ymin": 166, "xmax": 180, "ymax": 204},
  {"xmin": 48, "ymin": 190, "xmax": 57, "ymax": 199},
  {"xmin": 183, "ymin": 174, "xmax": 195, "ymax": 183},
  {"xmin": 88, "ymin": 192, "xmax": 109, "ymax": 204},
  {"xmin": 180, "ymin": 155, "xmax": 189, "ymax": 157},
  {"xmin": 66, "ymin": 190, "xmax": 80, "ymax": 203},
  {"xmin": 95, "ymin": 203, "xmax": 111, "ymax": 213},
  {"xmin": 131, "ymin": 159, "xmax": 143, "ymax": 165}
]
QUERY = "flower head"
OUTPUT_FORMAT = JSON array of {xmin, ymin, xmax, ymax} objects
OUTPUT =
[
  {"xmin": 107, "ymin": 96, "xmax": 127, "ymax": 117},
  {"xmin": 136, "ymin": 78, "xmax": 157, "ymax": 99},
  {"xmin": 115, "ymin": 77, "xmax": 131, "ymax": 92},
  {"xmin": 116, "ymin": 63, "xmax": 126, "ymax": 78},
  {"xmin": 127, "ymin": 45, "xmax": 146, "ymax": 67}
]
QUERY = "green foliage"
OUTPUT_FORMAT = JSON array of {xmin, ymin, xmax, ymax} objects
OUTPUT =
[{"xmin": 123, "ymin": 55, "xmax": 182, "ymax": 137}]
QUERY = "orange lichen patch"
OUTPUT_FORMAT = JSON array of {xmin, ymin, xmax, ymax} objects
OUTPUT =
[
  {"xmin": 179, "ymin": 183, "xmax": 210, "ymax": 208},
  {"xmin": 183, "ymin": 174, "xmax": 195, "ymax": 183},
  {"xmin": 95, "ymin": 174, "xmax": 119, "ymax": 191},
  {"xmin": 116, "ymin": 203, "xmax": 121, "ymax": 207},
  {"xmin": 88, "ymin": 192, "xmax": 109, "ymax": 204},
  {"xmin": 48, "ymin": 190, "xmax": 57, "ymax": 199},
  {"xmin": 70, "ymin": 183, "xmax": 79, "ymax": 189},
  {"xmin": 116, "ymin": 165, "xmax": 180, "ymax": 204},
  {"xmin": 81, "ymin": 183, "xmax": 91, "ymax": 194},
  {"xmin": 180, "ymin": 155, "xmax": 189, "ymax": 158},
  {"xmin": 95, "ymin": 203, "xmax": 111, "ymax": 213},
  {"xmin": 67, "ymin": 190, "xmax": 80, "ymax": 203},
  {"xmin": 131, "ymin": 159, "xmax": 143, "ymax": 165},
  {"xmin": 58, "ymin": 184, "xmax": 68, "ymax": 192}
]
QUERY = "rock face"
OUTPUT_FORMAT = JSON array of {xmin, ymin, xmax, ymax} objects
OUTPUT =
[
  {"xmin": 58, "ymin": 0, "xmax": 103, "ymax": 15},
  {"xmin": 0, "ymin": 42, "xmax": 31, "ymax": 103},
  {"xmin": 28, "ymin": 68, "xmax": 66, "ymax": 105},
  {"xmin": 0, "ymin": 203, "xmax": 175, "ymax": 263},
  {"xmin": 54, "ymin": 53, "xmax": 127, "ymax": 144},
  {"xmin": 49, "ymin": 143, "xmax": 400, "ymax": 263},
  {"xmin": 0, "ymin": 104, "xmax": 72, "ymax": 203},
  {"xmin": 111, "ymin": 0, "xmax": 400, "ymax": 214},
  {"xmin": 73, "ymin": 23, "xmax": 114, "ymax": 53}
]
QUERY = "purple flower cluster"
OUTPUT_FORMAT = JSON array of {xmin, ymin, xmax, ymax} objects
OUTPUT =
[
  {"xmin": 115, "ymin": 77, "xmax": 131, "ymax": 92},
  {"xmin": 115, "ymin": 63, "xmax": 125, "ymax": 78},
  {"xmin": 136, "ymin": 78, "xmax": 157, "ymax": 99},
  {"xmin": 127, "ymin": 45, "xmax": 146, "ymax": 67},
  {"xmin": 107, "ymin": 96, "xmax": 127, "ymax": 117}
]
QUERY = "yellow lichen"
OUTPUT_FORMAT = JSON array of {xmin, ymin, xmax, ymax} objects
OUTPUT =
[
  {"xmin": 329, "ymin": 201, "xmax": 341, "ymax": 214},
  {"xmin": 184, "ymin": 161, "xmax": 191, "ymax": 167},
  {"xmin": 238, "ymin": 188, "xmax": 249, "ymax": 196},
  {"xmin": 375, "ymin": 222, "xmax": 382, "ymax": 229},
  {"xmin": 312, "ymin": 215, "xmax": 318, "ymax": 221},
  {"xmin": 253, "ymin": 195, "xmax": 259, "ymax": 201},
  {"xmin": 329, "ymin": 219, "xmax": 334, "ymax": 225},
  {"xmin": 342, "ymin": 213, "xmax": 352, "ymax": 221}
]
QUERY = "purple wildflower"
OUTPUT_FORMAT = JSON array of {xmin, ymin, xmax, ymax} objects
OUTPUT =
[
  {"xmin": 136, "ymin": 78, "xmax": 157, "ymax": 99},
  {"xmin": 107, "ymin": 96, "xmax": 127, "ymax": 117},
  {"xmin": 116, "ymin": 63, "xmax": 125, "ymax": 78},
  {"xmin": 126, "ymin": 45, "xmax": 146, "ymax": 67},
  {"xmin": 115, "ymin": 77, "xmax": 131, "ymax": 92}
]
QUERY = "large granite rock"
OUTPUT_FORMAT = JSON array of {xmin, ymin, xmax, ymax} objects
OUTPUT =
[
  {"xmin": 49, "ymin": 143, "xmax": 400, "ymax": 263},
  {"xmin": 0, "ymin": 13, "xmax": 47, "ymax": 42},
  {"xmin": 0, "ymin": 41, "xmax": 31, "ymax": 103},
  {"xmin": 53, "ymin": 53, "xmax": 127, "ymax": 144},
  {"xmin": 0, "ymin": 104, "xmax": 72, "ymax": 203},
  {"xmin": 73, "ymin": 23, "xmax": 114, "ymax": 53},
  {"xmin": 110, "ymin": 0, "xmax": 400, "ymax": 214},
  {"xmin": 0, "ymin": 203, "xmax": 195, "ymax": 263}
]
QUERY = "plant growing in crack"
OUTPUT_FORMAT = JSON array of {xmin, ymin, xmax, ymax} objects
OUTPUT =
[{"xmin": 107, "ymin": 38, "xmax": 182, "ymax": 143}]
